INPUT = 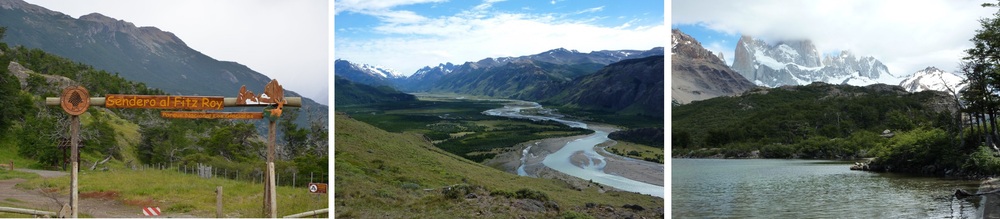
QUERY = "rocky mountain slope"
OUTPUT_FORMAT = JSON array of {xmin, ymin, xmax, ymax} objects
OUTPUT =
[
  {"xmin": 732, "ymin": 35, "xmax": 896, "ymax": 87},
  {"xmin": 548, "ymin": 55, "xmax": 664, "ymax": 117},
  {"xmin": 0, "ymin": 0, "xmax": 326, "ymax": 125},
  {"xmin": 898, "ymin": 66, "xmax": 966, "ymax": 93},
  {"xmin": 671, "ymin": 29, "xmax": 756, "ymax": 104},
  {"xmin": 333, "ymin": 75, "xmax": 415, "ymax": 106}
]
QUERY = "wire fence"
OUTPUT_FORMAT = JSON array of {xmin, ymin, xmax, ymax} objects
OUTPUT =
[{"xmin": 132, "ymin": 163, "xmax": 328, "ymax": 188}]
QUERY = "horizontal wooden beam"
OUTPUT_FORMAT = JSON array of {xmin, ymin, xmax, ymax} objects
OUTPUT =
[
  {"xmin": 45, "ymin": 97, "xmax": 302, "ymax": 107},
  {"xmin": 0, "ymin": 206, "xmax": 57, "ymax": 217},
  {"xmin": 283, "ymin": 208, "xmax": 329, "ymax": 218}
]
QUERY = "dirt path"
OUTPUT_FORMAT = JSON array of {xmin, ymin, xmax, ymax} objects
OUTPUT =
[{"xmin": 0, "ymin": 169, "xmax": 195, "ymax": 218}]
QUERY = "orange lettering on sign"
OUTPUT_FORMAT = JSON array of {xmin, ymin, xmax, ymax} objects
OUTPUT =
[{"xmin": 105, "ymin": 95, "xmax": 224, "ymax": 110}]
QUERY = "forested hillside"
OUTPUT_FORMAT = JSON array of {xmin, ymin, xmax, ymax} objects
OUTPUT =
[
  {"xmin": 0, "ymin": 27, "xmax": 327, "ymax": 182},
  {"xmin": 672, "ymin": 82, "xmax": 958, "ymax": 159}
]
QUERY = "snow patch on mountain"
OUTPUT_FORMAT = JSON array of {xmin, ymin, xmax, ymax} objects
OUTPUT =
[{"xmin": 899, "ymin": 66, "xmax": 966, "ymax": 93}]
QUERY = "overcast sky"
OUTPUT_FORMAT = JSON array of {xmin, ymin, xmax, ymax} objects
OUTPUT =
[
  {"xmin": 335, "ymin": 0, "xmax": 666, "ymax": 76},
  {"xmin": 23, "ymin": 0, "xmax": 330, "ymax": 105},
  {"xmin": 673, "ymin": 0, "xmax": 996, "ymax": 77}
]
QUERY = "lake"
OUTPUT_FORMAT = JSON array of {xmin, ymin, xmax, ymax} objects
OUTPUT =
[{"xmin": 672, "ymin": 159, "xmax": 984, "ymax": 218}]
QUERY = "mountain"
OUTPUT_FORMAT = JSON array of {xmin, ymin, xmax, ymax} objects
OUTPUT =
[
  {"xmin": 0, "ymin": 0, "xmax": 326, "ymax": 125},
  {"xmin": 334, "ymin": 59, "xmax": 404, "ymax": 88},
  {"xmin": 333, "ymin": 75, "xmax": 415, "ymax": 106},
  {"xmin": 397, "ymin": 47, "xmax": 664, "ymax": 93},
  {"xmin": 898, "ymin": 66, "xmax": 966, "ymax": 93},
  {"xmin": 548, "ymin": 55, "xmax": 664, "ymax": 117},
  {"xmin": 392, "ymin": 62, "xmax": 457, "ymax": 92},
  {"xmin": 732, "ymin": 35, "xmax": 896, "ymax": 88},
  {"xmin": 671, "ymin": 29, "xmax": 756, "ymax": 104}
]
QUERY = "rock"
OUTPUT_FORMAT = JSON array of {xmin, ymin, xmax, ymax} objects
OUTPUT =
[
  {"xmin": 465, "ymin": 193, "xmax": 477, "ymax": 199},
  {"xmin": 514, "ymin": 199, "xmax": 545, "ymax": 212},
  {"xmin": 544, "ymin": 201, "xmax": 560, "ymax": 211},
  {"xmin": 623, "ymin": 204, "xmax": 645, "ymax": 211},
  {"xmin": 956, "ymin": 189, "xmax": 975, "ymax": 199},
  {"xmin": 586, "ymin": 203, "xmax": 597, "ymax": 208}
]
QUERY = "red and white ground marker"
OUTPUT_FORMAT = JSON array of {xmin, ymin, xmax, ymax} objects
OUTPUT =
[{"xmin": 142, "ymin": 207, "xmax": 161, "ymax": 216}]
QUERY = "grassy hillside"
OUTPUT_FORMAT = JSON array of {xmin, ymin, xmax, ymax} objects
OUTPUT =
[
  {"xmin": 15, "ymin": 168, "xmax": 327, "ymax": 217},
  {"xmin": 334, "ymin": 113, "xmax": 662, "ymax": 218}
]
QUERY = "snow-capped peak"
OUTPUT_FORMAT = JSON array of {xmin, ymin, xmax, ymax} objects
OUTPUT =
[
  {"xmin": 898, "ymin": 66, "xmax": 966, "ymax": 93},
  {"xmin": 356, "ymin": 63, "xmax": 403, "ymax": 79}
]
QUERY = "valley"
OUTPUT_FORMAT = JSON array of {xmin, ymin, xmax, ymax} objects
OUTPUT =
[{"xmin": 334, "ymin": 50, "xmax": 666, "ymax": 218}]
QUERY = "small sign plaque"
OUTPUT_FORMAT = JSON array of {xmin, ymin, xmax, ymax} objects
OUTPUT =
[
  {"xmin": 60, "ymin": 86, "xmax": 90, "ymax": 115},
  {"xmin": 308, "ymin": 183, "xmax": 327, "ymax": 194},
  {"xmin": 160, "ymin": 111, "xmax": 263, "ymax": 119}
]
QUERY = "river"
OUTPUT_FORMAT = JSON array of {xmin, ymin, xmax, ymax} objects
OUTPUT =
[
  {"xmin": 673, "ymin": 159, "xmax": 984, "ymax": 218},
  {"xmin": 483, "ymin": 101, "xmax": 665, "ymax": 198}
]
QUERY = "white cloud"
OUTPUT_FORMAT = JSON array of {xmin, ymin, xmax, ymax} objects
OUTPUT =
[
  {"xmin": 673, "ymin": 0, "xmax": 995, "ymax": 75},
  {"xmin": 574, "ymin": 6, "xmax": 604, "ymax": 14},
  {"xmin": 334, "ymin": 0, "xmax": 447, "ymax": 14},
  {"xmin": 704, "ymin": 41, "xmax": 734, "ymax": 66},
  {"xmin": 338, "ymin": 8, "xmax": 665, "ymax": 75}
]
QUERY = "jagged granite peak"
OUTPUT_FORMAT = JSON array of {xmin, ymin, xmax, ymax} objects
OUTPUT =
[
  {"xmin": 671, "ymin": 29, "xmax": 755, "ymax": 104},
  {"xmin": 899, "ymin": 66, "xmax": 966, "ymax": 93},
  {"xmin": 732, "ymin": 35, "xmax": 895, "ymax": 88}
]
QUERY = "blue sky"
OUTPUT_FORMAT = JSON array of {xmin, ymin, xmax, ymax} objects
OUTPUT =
[
  {"xmin": 335, "ymin": 0, "xmax": 666, "ymax": 75},
  {"xmin": 673, "ymin": 0, "xmax": 996, "ymax": 77}
]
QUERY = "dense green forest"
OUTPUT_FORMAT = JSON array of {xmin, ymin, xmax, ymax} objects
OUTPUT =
[
  {"xmin": 672, "ymin": 83, "xmax": 959, "ymax": 159},
  {"xmin": 0, "ymin": 27, "xmax": 328, "ymax": 183}
]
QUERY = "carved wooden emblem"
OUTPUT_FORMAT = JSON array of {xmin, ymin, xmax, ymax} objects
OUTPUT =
[
  {"xmin": 236, "ymin": 79, "xmax": 286, "ymax": 118},
  {"xmin": 60, "ymin": 86, "xmax": 89, "ymax": 115}
]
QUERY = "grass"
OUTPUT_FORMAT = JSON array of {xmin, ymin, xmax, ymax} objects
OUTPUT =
[
  {"xmin": 0, "ymin": 169, "xmax": 40, "ymax": 180},
  {"xmin": 0, "ymin": 130, "xmax": 41, "ymax": 170},
  {"xmin": 335, "ymin": 114, "xmax": 662, "ymax": 218},
  {"xmin": 606, "ymin": 141, "xmax": 664, "ymax": 164},
  {"xmin": 18, "ymin": 168, "xmax": 327, "ymax": 218}
]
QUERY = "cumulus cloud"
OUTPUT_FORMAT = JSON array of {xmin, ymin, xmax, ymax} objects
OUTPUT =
[
  {"xmin": 337, "ymin": 1, "xmax": 665, "ymax": 75},
  {"xmin": 673, "ymin": 0, "xmax": 995, "ymax": 75}
]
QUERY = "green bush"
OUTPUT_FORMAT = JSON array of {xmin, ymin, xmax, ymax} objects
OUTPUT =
[{"xmin": 515, "ymin": 188, "xmax": 549, "ymax": 202}]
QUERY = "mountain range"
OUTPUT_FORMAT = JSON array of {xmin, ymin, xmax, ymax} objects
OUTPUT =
[
  {"xmin": 336, "ymin": 47, "xmax": 665, "ymax": 117},
  {"xmin": 0, "ymin": 0, "xmax": 326, "ymax": 126},
  {"xmin": 732, "ymin": 35, "xmax": 896, "ymax": 88}
]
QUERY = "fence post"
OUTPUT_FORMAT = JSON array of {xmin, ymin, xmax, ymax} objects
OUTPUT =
[
  {"xmin": 216, "ymin": 186, "xmax": 223, "ymax": 218},
  {"xmin": 293, "ymin": 172, "xmax": 296, "ymax": 188}
]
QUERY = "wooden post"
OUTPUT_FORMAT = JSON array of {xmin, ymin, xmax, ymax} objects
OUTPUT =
[
  {"xmin": 70, "ymin": 115, "xmax": 79, "ymax": 218},
  {"xmin": 264, "ymin": 120, "xmax": 277, "ymax": 218},
  {"xmin": 216, "ymin": 186, "xmax": 223, "ymax": 218}
]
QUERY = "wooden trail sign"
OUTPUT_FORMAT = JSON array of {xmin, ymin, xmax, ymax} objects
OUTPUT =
[
  {"xmin": 160, "ymin": 111, "xmax": 263, "ymax": 119},
  {"xmin": 45, "ymin": 79, "xmax": 297, "ymax": 218},
  {"xmin": 45, "ymin": 96, "xmax": 302, "ymax": 108}
]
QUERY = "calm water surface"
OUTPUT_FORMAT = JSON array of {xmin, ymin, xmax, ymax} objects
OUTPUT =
[{"xmin": 673, "ymin": 159, "xmax": 984, "ymax": 218}]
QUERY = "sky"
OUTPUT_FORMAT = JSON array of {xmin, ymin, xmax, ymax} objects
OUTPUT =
[
  {"xmin": 335, "ymin": 0, "xmax": 666, "ymax": 76},
  {"xmin": 673, "ymin": 0, "xmax": 997, "ymax": 77},
  {"xmin": 23, "ymin": 0, "xmax": 330, "ymax": 105}
]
